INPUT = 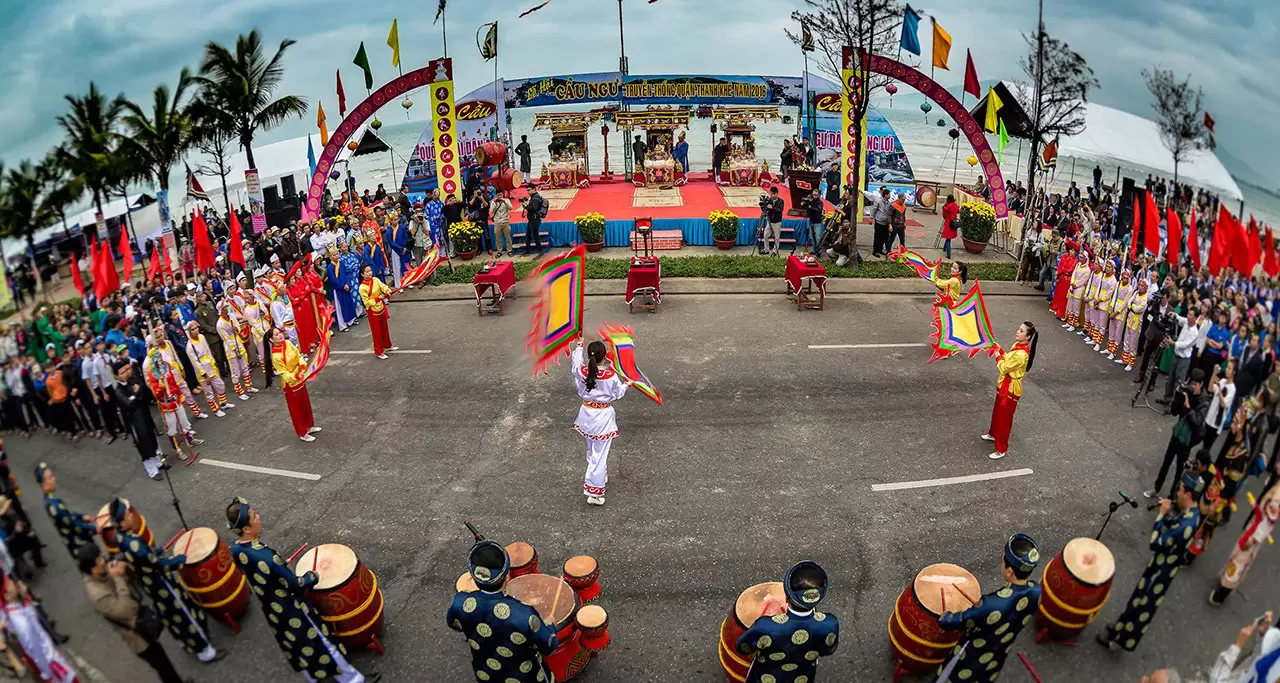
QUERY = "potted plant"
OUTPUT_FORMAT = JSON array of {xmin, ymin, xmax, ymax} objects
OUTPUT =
[
  {"xmin": 449, "ymin": 220, "xmax": 483, "ymax": 260},
  {"xmin": 575, "ymin": 212, "xmax": 606, "ymax": 252},
  {"xmin": 710, "ymin": 210, "xmax": 739, "ymax": 250},
  {"xmin": 959, "ymin": 202, "xmax": 997, "ymax": 254}
]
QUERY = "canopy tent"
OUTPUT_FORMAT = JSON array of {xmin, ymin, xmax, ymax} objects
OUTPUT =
[
  {"xmin": 350, "ymin": 129, "xmax": 392, "ymax": 157},
  {"xmin": 971, "ymin": 81, "xmax": 1242, "ymax": 200},
  {"xmin": 66, "ymin": 193, "xmax": 155, "ymax": 233},
  {"xmin": 188, "ymin": 133, "xmax": 347, "ymax": 203}
]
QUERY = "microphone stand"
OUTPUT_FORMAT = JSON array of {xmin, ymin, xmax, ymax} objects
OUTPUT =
[
  {"xmin": 164, "ymin": 467, "xmax": 189, "ymax": 530},
  {"xmin": 1096, "ymin": 492, "xmax": 1139, "ymax": 541}
]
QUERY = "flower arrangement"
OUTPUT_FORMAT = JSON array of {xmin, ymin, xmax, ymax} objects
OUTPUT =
[
  {"xmin": 449, "ymin": 220, "xmax": 483, "ymax": 253},
  {"xmin": 574, "ymin": 212, "xmax": 606, "ymax": 244},
  {"xmin": 959, "ymin": 202, "xmax": 997, "ymax": 243},
  {"xmin": 709, "ymin": 210, "xmax": 740, "ymax": 242}
]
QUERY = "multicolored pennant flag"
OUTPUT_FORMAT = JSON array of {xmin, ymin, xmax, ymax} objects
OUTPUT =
[
  {"xmin": 185, "ymin": 165, "xmax": 208, "ymax": 201},
  {"xmin": 387, "ymin": 18, "xmax": 401, "ymax": 68},
  {"xmin": 888, "ymin": 246, "xmax": 940, "ymax": 281},
  {"xmin": 801, "ymin": 22, "xmax": 815, "ymax": 52},
  {"xmin": 984, "ymin": 86, "xmax": 1003, "ymax": 133},
  {"xmin": 963, "ymin": 49, "xmax": 980, "ymax": 99},
  {"xmin": 317, "ymin": 102, "xmax": 329, "ymax": 147},
  {"xmin": 598, "ymin": 324, "xmax": 662, "ymax": 405},
  {"xmin": 336, "ymin": 70, "xmax": 347, "ymax": 116},
  {"xmin": 998, "ymin": 119, "xmax": 1009, "ymax": 164},
  {"xmin": 519, "ymin": 0, "xmax": 554, "ymax": 18},
  {"xmin": 479, "ymin": 22, "xmax": 498, "ymax": 60},
  {"xmin": 931, "ymin": 20, "xmax": 951, "ymax": 70},
  {"xmin": 304, "ymin": 306, "xmax": 335, "ymax": 382},
  {"xmin": 929, "ymin": 281, "xmax": 1001, "ymax": 363},
  {"xmin": 353, "ymin": 42, "xmax": 373, "ymax": 90},
  {"xmin": 395, "ymin": 246, "xmax": 447, "ymax": 291},
  {"xmin": 526, "ymin": 244, "xmax": 586, "ymax": 375},
  {"xmin": 899, "ymin": 5, "xmax": 922, "ymax": 56}
]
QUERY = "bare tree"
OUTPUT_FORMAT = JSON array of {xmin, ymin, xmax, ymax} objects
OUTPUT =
[
  {"xmin": 194, "ymin": 125, "xmax": 236, "ymax": 219},
  {"xmin": 1142, "ymin": 67, "xmax": 1210, "ymax": 186},
  {"xmin": 1019, "ymin": 31, "xmax": 1097, "ymax": 200}
]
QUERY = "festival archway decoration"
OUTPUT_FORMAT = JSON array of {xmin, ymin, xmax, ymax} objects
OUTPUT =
[
  {"xmin": 864, "ymin": 53, "xmax": 1009, "ymax": 219},
  {"xmin": 302, "ymin": 65, "xmax": 434, "ymax": 222}
]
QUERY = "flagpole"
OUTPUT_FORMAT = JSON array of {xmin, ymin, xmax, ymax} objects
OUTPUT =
[{"xmin": 442, "ymin": 5, "xmax": 449, "ymax": 58}]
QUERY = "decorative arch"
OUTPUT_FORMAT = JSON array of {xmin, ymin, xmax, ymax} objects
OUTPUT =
[
  {"xmin": 302, "ymin": 65, "xmax": 434, "ymax": 221},
  {"xmin": 864, "ymin": 53, "xmax": 1009, "ymax": 219}
]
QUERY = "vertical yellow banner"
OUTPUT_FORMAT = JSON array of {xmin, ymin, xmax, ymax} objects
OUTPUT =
[
  {"xmin": 840, "ymin": 47, "xmax": 867, "ymax": 220},
  {"xmin": 429, "ymin": 58, "xmax": 463, "ymax": 201}
]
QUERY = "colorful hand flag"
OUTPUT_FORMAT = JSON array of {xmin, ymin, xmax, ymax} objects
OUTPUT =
[
  {"xmin": 353, "ymin": 42, "xmax": 373, "ymax": 91},
  {"xmin": 931, "ymin": 20, "xmax": 951, "ymax": 70},
  {"xmin": 888, "ymin": 246, "xmax": 940, "ymax": 281},
  {"xmin": 479, "ymin": 22, "xmax": 498, "ymax": 60},
  {"xmin": 899, "ymin": 5, "xmax": 922, "ymax": 56},
  {"xmin": 185, "ymin": 165, "xmax": 208, "ymax": 201},
  {"xmin": 963, "ymin": 49, "xmax": 980, "ymax": 99},
  {"xmin": 387, "ymin": 19, "xmax": 401, "ymax": 68},
  {"xmin": 395, "ymin": 246, "xmax": 446, "ymax": 291},
  {"xmin": 526, "ymin": 245, "xmax": 586, "ymax": 375},
  {"xmin": 929, "ymin": 282, "xmax": 1001, "ymax": 363},
  {"xmin": 598, "ymin": 324, "xmax": 662, "ymax": 405},
  {"xmin": 984, "ymin": 86, "xmax": 1003, "ymax": 134},
  {"xmin": 317, "ymin": 102, "xmax": 329, "ymax": 147},
  {"xmin": 519, "ymin": 0, "xmax": 554, "ymax": 18},
  {"xmin": 336, "ymin": 70, "xmax": 347, "ymax": 116}
]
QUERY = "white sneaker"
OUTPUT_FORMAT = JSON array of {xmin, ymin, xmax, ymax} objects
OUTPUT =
[
  {"xmin": 196, "ymin": 413, "xmax": 210, "ymax": 420},
  {"xmin": 389, "ymin": 346, "xmax": 400, "ymax": 352},
  {"xmin": 300, "ymin": 434, "xmax": 316, "ymax": 442},
  {"xmin": 376, "ymin": 353, "xmax": 389, "ymax": 360},
  {"xmin": 1065, "ymin": 325, "xmax": 1075, "ymax": 332},
  {"xmin": 307, "ymin": 426, "xmax": 323, "ymax": 434},
  {"xmin": 586, "ymin": 496, "xmax": 605, "ymax": 506},
  {"xmin": 1062, "ymin": 323, "xmax": 1070, "ymax": 329},
  {"xmin": 223, "ymin": 403, "xmax": 236, "ymax": 409},
  {"xmin": 214, "ymin": 410, "xmax": 227, "ymax": 418},
  {"xmin": 989, "ymin": 451, "xmax": 1007, "ymax": 460},
  {"xmin": 1125, "ymin": 365, "xmax": 1133, "ymax": 372},
  {"xmin": 980, "ymin": 434, "xmax": 995, "ymax": 442},
  {"xmin": 835, "ymin": 255, "xmax": 849, "ymax": 266},
  {"xmin": 1103, "ymin": 352, "xmax": 1113, "ymax": 360},
  {"xmin": 1093, "ymin": 343, "xmax": 1101, "ymax": 352},
  {"xmin": 249, "ymin": 387, "xmax": 260, "ymax": 394},
  {"xmin": 238, "ymin": 394, "xmax": 250, "ymax": 401},
  {"xmin": 1076, "ymin": 330, "xmax": 1085, "ymax": 335}
]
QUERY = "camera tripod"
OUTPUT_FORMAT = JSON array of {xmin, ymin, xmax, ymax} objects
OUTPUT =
[{"xmin": 1130, "ymin": 340, "xmax": 1167, "ymax": 414}]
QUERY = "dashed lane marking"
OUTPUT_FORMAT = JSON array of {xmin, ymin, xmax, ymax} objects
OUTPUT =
[
  {"xmin": 199, "ymin": 458, "xmax": 323, "ymax": 481},
  {"xmin": 808, "ymin": 343, "xmax": 928, "ymax": 349},
  {"xmin": 871, "ymin": 468, "xmax": 1034, "ymax": 492}
]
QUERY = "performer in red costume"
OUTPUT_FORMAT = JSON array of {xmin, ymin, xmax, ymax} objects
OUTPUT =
[
  {"xmin": 270, "ymin": 327, "xmax": 322, "ymax": 443},
  {"xmin": 1051, "ymin": 240, "xmax": 1079, "ymax": 322},
  {"xmin": 285, "ymin": 261, "xmax": 318, "ymax": 354},
  {"xmin": 982, "ymin": 321, "xmax": 1038, "ymax": 461}
]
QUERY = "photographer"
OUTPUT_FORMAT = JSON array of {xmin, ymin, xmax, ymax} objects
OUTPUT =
[
  {"xmin": 1145, "ymin": 368, "xmax": 1208, "ymax": 500},
  {"xmin": 800, "ymin": 192, "xmax": 824, "ymax": 256},
  {"xmin": 1204, "ymin": 610, "xmax": 1278, "ymax": 682},
  {"xmin": 760, "ymin": 187, "xmax": 784, "ymax": 255},
  {"xmin": 1134, "ymin": 285, "xmax": 1173, "ymax": 387},
  {"xmin": 1158, "ymin": 308, "xmax": 1205, "ymax": 410}
]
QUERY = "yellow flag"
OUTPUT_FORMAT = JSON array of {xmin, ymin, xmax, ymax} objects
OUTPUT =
[
  {"xmin": 931, "ymin": 22, "xmax": 951, "ymax": 70},
  {"xmin": 388, "ymin": 18, "xmax": 401, "ymax": 68},
  {"xmin": 985, "ymin": 86, "xmax": 1003, "ymax": 133},
  {"xmin": 317, "ymin": 102, "xmax": 329, "ymax": 147}
]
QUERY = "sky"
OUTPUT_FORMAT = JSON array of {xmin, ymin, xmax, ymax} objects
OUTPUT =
[{"xmin": 0, "ymin": 0, "xmax": 1275, "ymax": 186}]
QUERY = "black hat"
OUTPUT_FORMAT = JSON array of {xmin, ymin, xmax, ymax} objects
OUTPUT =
[
  {"xmin": 783, "ymin": 561, "xmax": 829, "ymax": 610},
  {"xmin": 468, "ymin": 540, "xmax": 510, "ymax": 591}
]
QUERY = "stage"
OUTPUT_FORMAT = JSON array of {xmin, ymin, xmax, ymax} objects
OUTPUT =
[{"xmin": 501, "ymin": 175, "xmax": 924, "ymax": 250}]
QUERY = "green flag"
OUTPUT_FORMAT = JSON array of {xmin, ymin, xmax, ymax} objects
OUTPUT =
[
  {"xmin": 998, "ymin": 118, "xmax": 1009, "ymax": 165},
  {"xmin": 353, "ymin": 42, "xmax": 373, "ymax": 90}
]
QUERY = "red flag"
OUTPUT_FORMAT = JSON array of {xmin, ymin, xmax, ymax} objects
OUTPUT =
[
  {"xmin": 118, "ymin": 228, "xmax": 133, "ymax": 287},
  {"xmin": 102, "ymin": 236, "xmax": 119, "ymax": 293},
  {"xmin": 192, "ymin": 209, "xmax": 215, "ymax": 272},
  {"xmin": 963, "ymin": 49, "xmax": 980, "ymax": 99},
  {"xmin": 90, "ymin": 238, "xmax": 109, "ymax": 300},
  {"xmin": 1245, "ymin": 217, "xmax": 1262, "ymax": 275},
  {"xmin": 1130, "ymin": 196, "xmax": 1141, "ymax": 260},
  {"xmin": 1208, "ymin": 205, "xmax": 1233, "ymax": 275},
  {"xmin": 1187, "ymin": 209, "xmax": 1201, "ymax": 270},
  {"xmin": 1143, "ymin": 191, "xmax": 1160, "ymax": 258},
  {"xmin": 1204, "ymin": 111, "xmax": 1215, "ymax": 133},
  {"xmin": 1165, "ymin": 208, "xmax": 1181, "ymax": 267},
  {"xmin": 337, "ymin": 69, "xmax": 347, "ymax": 116},
  {"xmin": 147, "ymin": 243, "xmax": 163, "ymax": 282},
  {"xmin": 70, "ymin": 251, "xmax": 85, "ymax": 296},
  {"xmin": 161, "ymin": 240, "xmax": 174, "ymax": 277},
  {"xmin": 228, "ymin": 210, "xmax": 246, "ymax": 267},
  {"xmin": 1265, "ymin": 229, "xmax": 1280, "ymax": 278}
]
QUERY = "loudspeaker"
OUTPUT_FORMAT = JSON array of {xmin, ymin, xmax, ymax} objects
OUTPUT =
[
  {"xmin": 1116, "ymin": 177, "xmax": 1137, "ymax": 241},
  {"xmin": 263, "ymin": 185, "xmax": 280, "ymax": 211},
  {"xmin": 279, "ymin": 174, "xmax": 297, "ymax": 198}
]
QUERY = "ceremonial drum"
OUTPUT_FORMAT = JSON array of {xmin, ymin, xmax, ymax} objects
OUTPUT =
[
  {"xmin": 507, "ymin": 573, "xmax": 591, "ymax": 681},
  {"xmin": 492, "ymin": 168, "xmax": 524, "ymax": 192},
  {"xmin": 507, "ymin": 542, "xmax": 539, "ymax": 578},
  {"xmin": 718, "ymin": 581, "xmax": 785, "ymax": 683},
  {"xmin": 173, "ymin": 528, "xmax": 250, "ymax": 622},
  {"xmin": 295, "ymin": 544, "xmax": 385, "ymax": 650},
  {"xmin": 475, "ymin": 142, "xmax": 508, "ymax": 167},
  {"xmin": 576, "ymin": 605, "xmax": 611, "ymax": 654},
  {"xmin": 888, "ymin": 564, "xmax": 981, "ymax": 674},
  {"xmin": 563, "ymin": 555, "xmax": 601, "ymax": 603},
  {"xmin": 1036, "ymin": 537, "xmax": 1115, "ymax": 640},
  {"xmin": 95, "ymin": 499, "xmax": 153, "ymax": 554}
]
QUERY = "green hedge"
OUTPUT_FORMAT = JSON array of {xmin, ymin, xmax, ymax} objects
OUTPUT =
[{"xmin": 432, "ymin": 255, "xmax": 1016, "ymax": 284}]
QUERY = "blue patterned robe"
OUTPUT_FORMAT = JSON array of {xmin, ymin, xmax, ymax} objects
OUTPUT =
[
  {"xmin": 937, "ymin": 581, "xmax": 1041, "ymax": 682},
  {"xmin": 1105, "ymin": 507, "xmax": 1200, "ymax": 651},
  {"xmin": 384, "ymin": 222, "xmax": 411, "ymax": 279},
  {"xmin": 735, "ymin": 608, "xmax": 840, "ymax": 683},
  {"xmin": 361, "ymin": 243, "xmax": 387, "ymax": 279},
  {"xmin": 424, "ymin": 199, "xmax": 445, "ymax": 250},
  {"xmin": 117, "ymin": 528, "xmax": 214, "ymax": 655},
  {"xmin": 42, "ymin": 493, "xmax": 96, "ymax": 558},
  {"xmin": 326, "ymin": 257, "xmax": 359, "ymax": 327},
  {"xmin": 446, "ymin": 589, "xmax": 558, "ymax": 683}
]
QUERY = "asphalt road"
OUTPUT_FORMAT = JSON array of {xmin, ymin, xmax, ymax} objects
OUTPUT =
[{"xmin": 9, "ymin": 287, "xmax": 1277, "ymax": 683}]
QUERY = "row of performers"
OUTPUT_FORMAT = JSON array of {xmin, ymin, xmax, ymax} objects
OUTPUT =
[{"xmin": 1049, "ymin": 244, "xmax": 1151, "ymax": 370}]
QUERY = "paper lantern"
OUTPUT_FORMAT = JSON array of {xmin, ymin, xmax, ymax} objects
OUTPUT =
[
  {"xmin": 886, "ymin": 83, "xmax": 898, "ymax": 107},
  {"xmin": 920, "ymin": 102, "xmax": 933, "ymax": 113},
  {"xmin": 329, "ymin": 170, "xmax": 341, "ymax": 181},
  {"xmin": 401, "ymin": 95, "xmax": 414, "ymax": 110},
  {"xmin": 370, "ymin": 118, "xmax": 383, "ymax": 131},
  {"xmin": 948, "ymin": 128, "xmax": 960, "ymax": 139},
  {"xmin": 347, "ymin": 140, "xmax": 359, "ymax": 151},
  {"xmin": 966, "ymin": 155, "xmax": 978, "ymax": 167}
]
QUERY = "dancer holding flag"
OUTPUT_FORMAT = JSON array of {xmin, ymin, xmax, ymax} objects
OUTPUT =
[
  {"xmin": 982, "ymin": 322, "xmax": 1038, "ymax": 461},
  {"xmin": 571, "ymin": 334, "xmax": 633, "ymax": 506},
  {"xmin": 271, "ymin": 327, "xmax": 321, "ymax": 442},
  {"xmin": 358, "ymin": 264, "xmax": 397, "ymax": 359}
]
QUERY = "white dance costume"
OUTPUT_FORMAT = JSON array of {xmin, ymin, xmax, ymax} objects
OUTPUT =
[{"xmin": 571, "ymin": 344, "xmax": 629, "ymax": 498}]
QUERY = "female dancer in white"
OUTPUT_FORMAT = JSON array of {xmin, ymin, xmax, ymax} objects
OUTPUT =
[{"xmin": 572, "ymin": 336, "xmax": 632, "ymax": 506}]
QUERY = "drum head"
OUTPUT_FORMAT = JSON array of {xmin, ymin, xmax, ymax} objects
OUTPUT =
[
  {"xmin": 176, "ymin": 527, "xmax": 218, "ymax": 565},
  {"xmin": 564, "ymin": 555, "xmax": 596, "ymax": 578},
  {"xmin": 506, "ymin": 574, "xmax": 578, "ymax": 629},
  {"xmin": 1063, "ymin": 538, "xmax": 1115, "ymax": 585},
  {"xmin": 455, "ymin": 571, "xmax": 478, "ymax": 593},
  {"xmin": 914, "ymin": 564, "xmax": 980, "ymax": 615},
  {"xmin": 506, "ymin": 542, "xmax": 535, "ymax": 566},
  {"xmin": 95, "ymin": 498, "xmax": 132, "ymax": 533},
  {"xmin": 576, "ymin": 604, "xmax": 607, "ymax": 629},
  {"xmin": 735, "ymin": 582, "xmax": 785, "ymax": 628},
  {"xmin": 295, "ymin": 544, "xmax": 358, "ymax": 590}
]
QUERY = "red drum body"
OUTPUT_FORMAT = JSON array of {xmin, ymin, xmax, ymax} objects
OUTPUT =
[
  {"xmin": 888, "ymin": 563, "xmax": 980, "ymax": 674},
  {"xmin": 1036, "ymin": 538, "xmax": 1115, "ymax": 640},
  {"xmin": 563, "ymin": 555, "xmax": 601, "ymax": 603},
  {"xmin": 718, "ymin": 581, "xmax": 785, "ymax": 683},
  {"xmin": 507, "ymin": 542, "xmax": 538, "ymax": 578},
  {"xmin": 96, "ymin": 499, "xmax": 152, "ymax": 554},
  {"xmin": 576, "ymin": 605, "xmax": 610, "ymax": 653},
  {"xmin": 295, "ymin": 544, "xmax": 385, "ymax": 650},
  {"xmin": 475, "ymin": 142, "xmax": 508, "ymax": 167},
  {"xmin": 492, "ymin": 168, "xmax": 524, "ymax": 192},
  {"xmin": 174, "ymin": 528, "xmax": 250, "ymax": 621},
  {"xmin": 508, "ymin": 573, "xmax": 590, "ymax": 681}
]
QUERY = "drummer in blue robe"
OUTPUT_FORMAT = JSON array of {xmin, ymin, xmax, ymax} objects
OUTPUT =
[
  {"xmin": 447, "ymin": 540, "xmax": 558, "ymax": 683},
  {"xmin": 326, "ymin": 245, "xmax": 360, "ymax": 332},
  {"xmin": 383, "ymin": 217, "xmax": 411, "ymax": 289},
  {"xmin": 1097, "ymin": 472, "xmax": 1203, "ymax": 653},
  {"xmin": 225, "ymin": 498, "xmax": 374, "ymax": 682},
  {"xmin": 735, "ymin": 561, "xmax": 840, "ymax": 683},
  {"xmin": 108, "ymin": 499, "xmax": 227, "ymax": 664},
  {"xmin": 936, "ymin": 533, "xmax": 1042, "ymax": 683},
  {"xmin": 35, "ymin": 463, "xmax": 96, "ymax": 558}
]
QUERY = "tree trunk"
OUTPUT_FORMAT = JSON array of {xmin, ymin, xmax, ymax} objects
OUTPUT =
[
  {"xmin": 219, "ymin": 167, "xmax": 232, "ymax": 219},
  {"xmin": 244, "ymin": 137, "xmax": 256, "ymax": 170}
]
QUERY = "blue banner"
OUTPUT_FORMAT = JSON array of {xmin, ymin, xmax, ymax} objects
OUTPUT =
[{"xmin": 503, "ymin": 73, "xmax": 803, "ymax": 109}]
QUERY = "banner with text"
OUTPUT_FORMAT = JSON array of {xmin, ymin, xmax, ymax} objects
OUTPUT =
[
  {"xmin": 245, "ymin": 169, "xmax": 267, "ymax": 235},
  {"xmin": 402, "ymin": 79, "xmax": 509, "ymax": 196},
  {"xmin": 429, "ymin": 58, "xmax": 464, "ymax": 201},
  {"xmin": 502, "ymin": 73, "xmax": 804, "ymax": 109}
]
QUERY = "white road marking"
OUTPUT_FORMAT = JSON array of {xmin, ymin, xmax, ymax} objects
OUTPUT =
[
  {"xmin": 200, "ymin": 458, "xmax": 322, "ymax": 481},
  {"xmin": 808, "ymin": 343, "xmax": 927, "ymax": 349},
  {"xmin": 330, "ymin": 349, "xmax": 433, "ymax": 355},
  {"xmin": 871, "ymin": 468, "xmax": 1034, "ymax": 492}
]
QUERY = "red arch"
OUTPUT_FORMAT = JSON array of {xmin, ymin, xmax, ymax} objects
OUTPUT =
[
  {"xmin": 865, "ymin": 53, "xmax": 1009, "ymax": 219},
  {"xmin": 301, "ymin": 65, "xmax": 433, "ymax": 221}
]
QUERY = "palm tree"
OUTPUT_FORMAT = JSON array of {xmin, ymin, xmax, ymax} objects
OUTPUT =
[
  {"xmin": 0, "ymin": 160, "xmax": 63, "ymax": 295},
  {"xmin": 37, "ymin": 150, "xmax": 86, "ymax": 239},
  {"xmin": 57, "ymin": 82, "xmax": 126, "ymax": 218},
  {"xmin": 120, "ymin": 68, "xmax": 197, "ymax": 193},
  {"xmin": 196, "ymin": 30, "xmax": 308, "ymax": 169}
]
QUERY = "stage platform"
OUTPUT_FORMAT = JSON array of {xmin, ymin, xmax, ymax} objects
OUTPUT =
[{"xmin": 501, "ymin": 176, "xmax": 924, "ymax": 251}]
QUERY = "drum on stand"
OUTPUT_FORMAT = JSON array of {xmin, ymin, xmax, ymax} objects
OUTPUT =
[
  {"xmin": 507, "ymin": 542, "xmax": 539, "ymax": 578},
  {"xmin": 295, "ymin": 544, "xmax": 385, "ymax": 652},
  {"xmin": 888, "ymin": 564, "xmax": 980, "ymax": 675},
  {"xmin": 507, "ymin": 573, "xmax": 590, "ymax": 681},
  {"xmin": 576, "ymin": 605, "xmax": 610, "ymax": 654},
  {"xmin": 1036, "ymin": 537, "xmax": 1115, "ymax": 640},
  {"xmin": 563, "ymin": 555, "xmax": 601, "ymax": 602},
  {"xmin": 492, "ymin": 168, "xmax": 524, "ymax": 192},
  {"xmin": 95, "ymin": 498, "xmax": 153, "ymax": 554},
  {"xmin": 717, "ymin": 581, "xmax": 785, "ymax": 683},
  {"xmin": 173, "ymin": 528, "xmax": 250, "ymax": 627},
  {"xmin": 475, "ymin": 142, "xmax": 509, "ymax": 168}
]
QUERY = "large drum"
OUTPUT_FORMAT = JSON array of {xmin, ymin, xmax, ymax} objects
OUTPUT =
[
  {"xmin": 717, "ymin": 581, "xmax": 785, "ymax": 683},
  {"xmin": 888, "ymin": 564, "xmax": 980, "ymax": 674},
  {"xmin": 173, "ymin": 527, "xmax": 250, "ymax": 623},
  {"xmin": 475, "ymin": 142, "xmax": 508, "ymax": 167},
  {"xmin": 492, "ymin": 168, "xmax": 524, "ymax": 192},
  {"xmin": 508, "ymin": 573, "xmax": 590, "ymax": 681},
  {"xmin": 295, "ymin": 544, "xmax": 384, "ymax": 650},
  {"xmin": 1036, "ymin": 537, "xmax": 1115, "ymax": 640},
  {"xmin": 95, "ymin": 499, "xmax": 153, "ymax": 554}
]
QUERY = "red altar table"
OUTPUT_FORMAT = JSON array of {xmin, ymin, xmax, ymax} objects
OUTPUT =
[
  {"xmin": 784, "ymin": 255, "xmax": 826, "ymax": 311},
  {"xmin": 473, "ymin": 261, "xmax": 516, "ymax": 316},
  {"xmin": 547, "ymin": 162, "xmax": 579, "ymax": 189},
  {"xmin": 729, "ymin": 160, "xmax": 759, "ymax": 187},
  {"xmin": 626, "ymin": 257, "xmax": 661, "ymax": 313}
]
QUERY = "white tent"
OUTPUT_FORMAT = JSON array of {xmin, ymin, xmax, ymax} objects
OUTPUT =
[
  {"xmin": 190, "ymin": 133, "xmax": 352, "ymax": 204},
  {"xmin": 66, "ymin": 194, "xmax": 153, "ymax": 232}
]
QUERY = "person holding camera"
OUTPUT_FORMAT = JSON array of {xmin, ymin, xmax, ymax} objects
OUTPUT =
[
  {"xmin": 761, "ymin": 186, "xmax": 785, "ymax": 255},
  {"xmin": 79, "ymin": 543, "xmax": 190, "ymax": 683},
  {"xmin": 1145, "ymin": 368, "xmax": 1208, "ymax": 499},
  {"xmin": 800, "ymin": 192, "xmax": 824, "ymax": 256},
  {"xmin": 1155, "ymin": 308, "xmax": 1201, "ymax": 410}
]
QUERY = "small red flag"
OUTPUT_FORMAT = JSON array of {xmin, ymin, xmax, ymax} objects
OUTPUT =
[
  {"xmin": 228, "ymin": 210, "xmax": 246, "ymax": 267},
  {"xmin": 1246, "ymin": 217, "xmax": 1262, "ymax": 275},
  {"xmin": 1187, "ymin": 209, "xmax": 1201, "ymax": 270},
  {"xmin": 147, "ymin": 243, "xmax": 163, "ymax": 282},
  {"xmin": 1265, "ymin": 229, "xmax": 1279, "ymax": 278},
  {"xmin": 118, "ymin": 228, "xmax": 133, "ymax": 288},
  {"xmin": 1165, "ymin": 208, "xmax": 1181, "ymax": 268},
  {"xmin": 1143, "ymin": 191, "xmax": 1160, "ymax": 258},
  {"xmin": 102, "ymin": 236, "xmax": 119, "ymax": 293},
  {"xmin": 963, "ymin": 49, "xmax": 980, "ymax": 100},
  {"xmin": 90, "ymin": 238, "xmax": 109, "ymax": 301},
  {"xmin": 71, "ymin": 251, "xmax": 85, "ymax": 296},
  {"xmin": 1130, "ymin": 196, "xmax": 1141, "ymax": 260},
  {"xmin": 192, "ymin": 209, "xmax": 216, "ymax": 272},
  {"xmin": 336, "ymin": 70, "xmax": 347, "ymax": 117},
  {"xmin": 1208, "ymin": 205, "xmax": 1231, "ymax": 275},
  {"xmin": 1203, "ymin": 111, "xmax": 1215, "ymax": 133}
]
